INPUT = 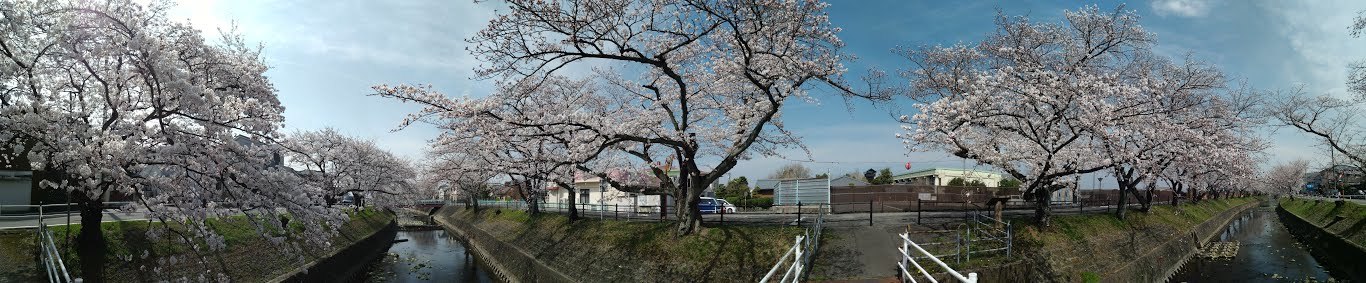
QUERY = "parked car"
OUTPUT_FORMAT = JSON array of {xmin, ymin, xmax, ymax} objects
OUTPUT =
[
  {"xmin": 717, "ymin": 198, "xmax": 737, "ymax": 213},
  {"xmin": 699, "ymin": 197, "xmax": 737, "ymax": 214}
]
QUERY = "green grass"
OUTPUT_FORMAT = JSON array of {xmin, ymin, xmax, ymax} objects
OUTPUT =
[
  {"xmin": 1010, "ymin": 197, "xmax": 1258, "ymax": 282},
  {"xmin": 1279, "ymin": 198, "xmax": 1366, "ymax": 248},
  {"xmin": 446, "ymin": 207, "xmax": 804, "ymax": 282},
  {"xmin": 0, "ymin": 208, "xmax": 393, "ymax": 282},
  {"xmin": 1081, "ymin": 271, "xmax": 1101, "ymax": 283}
]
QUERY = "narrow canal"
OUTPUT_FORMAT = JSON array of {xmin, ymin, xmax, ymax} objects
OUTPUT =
[
  {"xmin": 1168, "ymin": 204, "xmax": 1339, "ymax": 282},
  {"xmin": 359, "ymin": 229, "xmax": 495, "ymax": 282}
]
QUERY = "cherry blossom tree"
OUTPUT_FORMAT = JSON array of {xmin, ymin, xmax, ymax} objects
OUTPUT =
[
  {"xmin": 897, "ymin": 5, "xmax": 1266, "ymax": 225},
  {"xmin": 1350, "ymin": 10, "xmax": 1364, "ymax": 97},
  {"xmin": 1266, "ymin": 89, "xmax": 1365, "ymax": 170},
  {"xmin": 1263, "ymin": 11, "xmax": 1366, "ymax": 170},
  {"xmin": 284, "ymin": 128, "xmax": 419, "ymax": 208},
  {"xmin": 1097, "ymin": 59, "xmax": 1225, "ymax": 217},
  {"xmin": 898, "ymin": 6, "xmax": 1154, "ymax": 226},
  {"xmin": 375, "ymin": 0, "xmax": 854, "ymax": 235},
  {"xmin": 419, "ymin": 153, "xmax": 496, "ymax": 210},
  {"xmin": 1261, "ymin": 159, "xmax": 1310, "ymax": 195},
  {"xmin": 1, "ymin": 0, "xmax": 348, "ymax": 279}
]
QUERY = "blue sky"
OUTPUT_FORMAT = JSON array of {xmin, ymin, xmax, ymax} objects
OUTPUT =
[{"xmin": 168, "ymin": 0, "xmax": 1366, "ymax": 189}]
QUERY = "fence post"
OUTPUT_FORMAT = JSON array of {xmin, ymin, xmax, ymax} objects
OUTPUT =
[
  {"xmin": 1006, "ymin": 221, "xmax": 1013, "ymax": 258},
  {"xmin": 720, "ymin": 206, "xmax": 725, "ymax": 225},
  {"xmin": 956, "ymin": 230, "xmax": 962, "ymax": 265},
  {"xmin": 797, "ymin": 201, "xmax": 803, "ymax": 225},
  {"xmin": 868, "ymin": 198, "xmax": 874, "ymax": 226},
  {"xmin": 965, "ymin": 222, "xmax": 972, "ymax": 262},
  {"xmin": 796, "ymin": 235, "xmax": 805, "ymax": 279},
  {"xmin": 900, "ymin": 234, "xmax": 909, "ymax": 281},
  {"xmin": 917, "ymin": 199, "xmax": 922, "ymax": 225}
]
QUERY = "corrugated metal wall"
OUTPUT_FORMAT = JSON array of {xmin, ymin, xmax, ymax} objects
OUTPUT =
[{"xmin": 773, "ymin": 178, "xmax": 830, "ymax": 205}]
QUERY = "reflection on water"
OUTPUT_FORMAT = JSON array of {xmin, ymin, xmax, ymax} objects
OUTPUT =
[
  {"xmin": 361, "ymin": 230, "xmax": 495, "ymax": 282},
  {"xmin": 1169, "ymin": 208, "xmax": 1335, "ymax": 282}
]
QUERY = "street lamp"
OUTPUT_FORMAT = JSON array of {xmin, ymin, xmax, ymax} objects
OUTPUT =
[{"xmin": 1096, "ymin": 177, "xmax": 1103, "ymax": 203}]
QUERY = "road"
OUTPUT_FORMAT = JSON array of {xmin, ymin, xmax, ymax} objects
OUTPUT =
[{"xmin": 0, "ymin": 210, "xmax": 149, "ymax": 230}]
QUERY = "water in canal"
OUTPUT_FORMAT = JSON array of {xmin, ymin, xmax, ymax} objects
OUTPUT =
[
  {"xmin": 1169, "ymin": 206, "xmax": 1339, "ymax": 282},
  {"xmin": 360, "ymin": 229, "xmax": 495, "ymax": 282}
]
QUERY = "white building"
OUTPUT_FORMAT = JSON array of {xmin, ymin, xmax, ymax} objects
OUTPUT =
[
  {"xmin": 892, "ymin": 167, "xmax": 1005, "ymax": 187},
  {"xmin": 544, "ymin": 177, "xmax": 671, "ymax": 211}
]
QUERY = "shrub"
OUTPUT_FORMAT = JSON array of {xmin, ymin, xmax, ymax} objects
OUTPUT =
[{"xmin": 726, "ymin": 196, "xmax": 774, "ymax": 208}]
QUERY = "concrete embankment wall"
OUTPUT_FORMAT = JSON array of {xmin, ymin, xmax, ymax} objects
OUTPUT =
[
  {"xmin": 432, "ymin": 206, "xmax": 576, "ymax": 283},
  {"xmin": 1277, "ymin": 201, "xmax": 1366, "ymax": 281},
  {"xmin": 271, "ymin": 220, "xmax": 398, "ymax": 282},
  {"xmin": 1119, "ymin": 200, "xmax": 1260, "ymax": 282},
  {"xmin": 970, "ymin": 200, "xmax": 1261, "ymax": 282}
]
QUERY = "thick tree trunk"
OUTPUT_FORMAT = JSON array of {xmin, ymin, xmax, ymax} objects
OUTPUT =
[
  {"xmin": 1034, "ymin": 188, "xmax": 1052, "ymax": 227},
  {"xmin": 527, "ymin": 197, "xmax": 540, "ymax": 214},
  {"xmin": 1170, "ymin": 183, "xmax": 1181, "ymax": 207},
  {"xmin": 567, "ymin": 187, "xmax": 578, "ymax": 221},
  {"xmin": 1139, "ymin": 188, "xmax": 1154, "ymax": 213},
  {"xmin": 1115, "ymin": 186, "xmax": 1129, "ymax": 220},
  {"xmin": 675, "ymin": 180, "xmax": 704, "ymax": 235},
  {"xmin": 518, "ymin": 179, "xmax": 541, "ymax": 214},
  {"xmin": 76, "ymin": 200, "xmax": 107, "ymax": 282}
]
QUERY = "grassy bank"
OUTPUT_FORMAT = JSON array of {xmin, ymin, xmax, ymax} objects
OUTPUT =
[
  {"xmin": 1010, "ymin": 197, "xmax": 1258, "ymax": 282},
  {"xmin": 1279, "ymin": 198, "xmax": 1366, "ymax": 249},
  {"xmin": 438, "ymin": 207, "xmax": 805, "ymax": 282},
  {"xmin": 0, "ymin": 209, "xmax": 393, "ymax": 282}
]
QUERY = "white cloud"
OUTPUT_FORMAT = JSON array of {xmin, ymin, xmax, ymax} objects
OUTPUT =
[
  {"xmin": 1265, "ymin": 0, "xmax": 1366, "ymax": 99},
  {"xmin": 1151, "ymin": 0, "xmax": 1212, "ymax": 18}
]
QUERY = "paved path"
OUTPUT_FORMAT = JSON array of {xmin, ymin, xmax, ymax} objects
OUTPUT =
[{"xmin": 0, "ymin": 211, "xmax": 148, "ymax": 230}]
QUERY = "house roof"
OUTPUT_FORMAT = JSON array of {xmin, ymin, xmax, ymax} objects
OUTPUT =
[
  {"xmin": 830, "ymin": 174, "xmax": 869, "ymax": 186},
  {"xmin": 893, "ymin": 167, "xmax": 1003, "ymax": 179},
  {"xmin": 753, "ymin": 179, "xmax": 779, "ymax": 191}
]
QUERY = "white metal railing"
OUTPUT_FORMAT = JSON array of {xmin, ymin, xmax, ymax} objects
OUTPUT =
[
  {"xmin": 898, "ymin": 232, "xmax": 977, "ymax": 283},
  {"xmin": 0, "ymin": 203, "xmax": 78, "ymax": 218},
  {"xmin": 761, "ymin": 203, "xmax": 825, "ymax": 283},
  {"xmin": 760, "ymin": 235, "xmax": 804, "ymax": 283},
  {"xmin": 38, "ymin": 222, "xmax": 74, "ymax": 283}
]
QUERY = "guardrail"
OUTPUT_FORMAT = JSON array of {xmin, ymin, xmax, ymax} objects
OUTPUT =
[
  {"xmin": 38, "ymin": 221, "xmax": 74, "ymax": 282},
  {"xmin": 898, "ymin": 232, "xmax": 977, "ymax": 283},
  {"xmin": 761, "ymin": 235, "xmax": 804, "ymax": 283},
  {"xmin": 760, "ymin": 203, "xmax": 825, "ymax": 283},
  {"xmin": 0, "ymin": 203, "xmax": 78, "ymax": 218}
]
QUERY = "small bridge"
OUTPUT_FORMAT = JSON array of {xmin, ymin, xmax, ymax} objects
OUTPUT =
[
  {"xmin": 396, "ymin": 209, "xmax": 440, "ymax": 230},
  {"xmin": 412, "ymin": 199, "xmax": 445, "ymax": 213}
]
